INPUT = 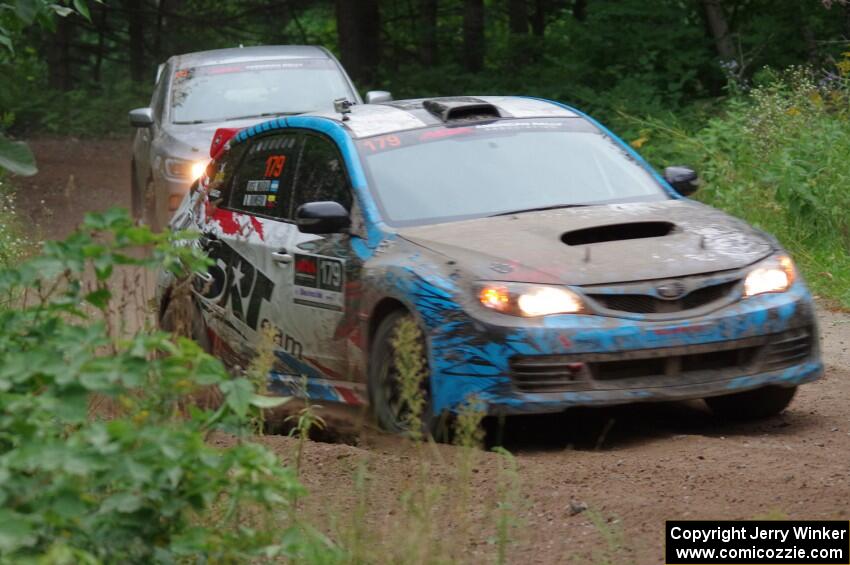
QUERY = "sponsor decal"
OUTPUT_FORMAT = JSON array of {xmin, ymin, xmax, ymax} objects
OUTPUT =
[
  {"xmin": 270, "ymin": 180, "xmax": 279, "ymax": 192},
  {"xmin": 259, "ymin": 318, "xmax": 303, "ymax": 359},
  {"xmin": 246, "ymin": 179, "xmax": 271, "ymax": 192},
  {"xmin": 243, "ymin": 194, "xmax": 267, "ymax": 207},
  {"xmin": 293, "ymin": 253, "xmax": 344, "ymax": 311}
]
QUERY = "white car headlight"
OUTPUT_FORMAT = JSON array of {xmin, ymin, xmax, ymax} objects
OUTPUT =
[
  {"xmin": 164, "ymin": 158, "xmax": 208, "ymax": 181},
  {"xmin": 478, "ymin": 283, "xmax": 585, "ymax": 317},
  {"xmin": 744, "ymin": 254, "xmax": 796, "ymax": 298}
]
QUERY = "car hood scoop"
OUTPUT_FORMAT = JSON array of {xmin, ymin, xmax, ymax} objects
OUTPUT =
[
  {"xmin": 561, "ymin": 221, "xmax": 676, "ymax": 246},
  {"xmin": 397, "ymin": 200, "xmax": 774, "ymax": 286}
]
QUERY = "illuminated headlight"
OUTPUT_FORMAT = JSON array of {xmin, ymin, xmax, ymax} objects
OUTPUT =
[
  {"xmin": 164, "ymin": 158, "xmax": 208, "ymax": 181},
  {"xmin": 478, "ymin": 283, "xmax": 585, "ymax": 317},
  {"xmin": 743, "ymin": 254, "xmax": 796, "ymax": 298}
]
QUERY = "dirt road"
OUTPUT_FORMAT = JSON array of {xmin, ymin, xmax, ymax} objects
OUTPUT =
[{"xmin": 16, "ymin": 137, "xmax": 850, "ymax": 563}]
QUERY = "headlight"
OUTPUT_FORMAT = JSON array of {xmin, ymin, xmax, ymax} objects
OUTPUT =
[
  {"xmin": 478, "ymin": 283, "xmax": 585, "ymax": 317},
  {"xmin": 743, "ymin": 254, "xmax": 796, "ymax": 298},
  {"xmin": 163, "ymin": 158, "xmax": 208, "ymax": 181}
]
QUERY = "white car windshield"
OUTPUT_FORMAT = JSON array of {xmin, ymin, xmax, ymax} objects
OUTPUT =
[
  {"xmin": 170, "ymin": 59, "xmax": 352, "ymax": 124},
  {"xmin": 356, "ymin": 118, "xmax": 669, "ymax": 227}
]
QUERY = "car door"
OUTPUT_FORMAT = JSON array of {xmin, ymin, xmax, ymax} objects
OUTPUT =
[
  {"xmin": 270, "ymin": 131, "xmax": 358, "ymax": 388},
  {"xmin": 194, "ymin": 131, "xmax": 302, "ymax": 367}
]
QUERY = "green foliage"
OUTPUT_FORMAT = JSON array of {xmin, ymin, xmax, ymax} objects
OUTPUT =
[
  {"xmin": 0, "ymin": 208, "xmax": 335, "ymax": 563},
  {"xmin": 391, "ymin": 315, "xmax": 428, "ymax": 440},
  {"xmin": 0, "ymin": 50, "xmax": 149, "ymax": 137},
  {"xmin": 634, "ymin": 60, "xmax": 850, "ymax": 307},
  {"xmin": 0, "ymin": 173, "xmax": 28, "ymax": 267}
]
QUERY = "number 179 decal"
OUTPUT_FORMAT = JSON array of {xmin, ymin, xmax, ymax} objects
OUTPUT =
[{"xmin": 293, "ymin": 253, "xmax": 344, "ymax": 311}]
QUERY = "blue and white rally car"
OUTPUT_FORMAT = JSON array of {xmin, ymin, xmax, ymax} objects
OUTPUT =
[{"xmin": 158, "ymin": 96, "xmax": 822, "ymax": 433}]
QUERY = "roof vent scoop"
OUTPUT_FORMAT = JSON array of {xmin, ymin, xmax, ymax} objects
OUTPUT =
[{"xmin": 423, "ymin": 98, "xmax": 502, "ymax": 122}]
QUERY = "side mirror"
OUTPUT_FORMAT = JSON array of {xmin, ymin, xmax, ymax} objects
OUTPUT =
[
  {"xmin": 129, "ymin": 107, "xmax": 154, "ymax": 128},
  {"xmin": 365, "ymin": 90, "xmax": 393, "ymax": 104},
  {"xmin": 664, "ymin": 166, "xmax": 699, "ymax": 196},
  {"xmin": 295, "ymin": 201, "xmax": 351, "ymax": 234}
]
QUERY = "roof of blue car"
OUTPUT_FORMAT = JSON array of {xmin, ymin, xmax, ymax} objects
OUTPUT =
[{"xmin": 303, "ymin": 96, "xmax": 579, "ymax": 139}]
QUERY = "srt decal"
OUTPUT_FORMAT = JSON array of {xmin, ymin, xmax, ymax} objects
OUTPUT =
[
  {"xmin": 194, "ymin": 241, "xmax": 274, "ymax": 330},
  {"xmin": 293, "ymin": 253, "xmax": 344, "ymax": 311}
]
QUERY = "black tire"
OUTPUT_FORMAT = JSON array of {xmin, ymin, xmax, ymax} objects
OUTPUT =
[
  {"xmin": 160, "ymin": 285, "xmax": 222, "ymax": 410},
  {"xmin": 368, "ymin": 310, "xmax": 438, "ymax": 436},
  {"xmin": 705, "ymin": 385, "xmax": 797, "ymax": 421},
  {"xmin": 159, "ymin": 285, "xmax": 210, "ymax": 352}
]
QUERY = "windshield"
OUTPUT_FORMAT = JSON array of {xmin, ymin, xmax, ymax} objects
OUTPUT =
[
  {"xmin": 170, "ymin": 59, "xmax": 352, "ymax": 124},
  {"xmin": 356, "ymin": 119, "xmax": 669, "ymax": 226}
]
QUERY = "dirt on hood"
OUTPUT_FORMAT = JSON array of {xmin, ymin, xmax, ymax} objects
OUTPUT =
[{"xmin": 399, "ymin": 200, "xmax": 775, "ymax": 285}]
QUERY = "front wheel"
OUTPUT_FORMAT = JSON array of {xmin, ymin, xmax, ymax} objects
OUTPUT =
[
  {"xmin": 368, "ymin": 310, "xmax": 436, "ymax": 436},
  {"xmin": 704, "ymin": 385, "xmax": 797, "ymax": 421},
  {"xmin": 159, "ymin": 282, "xmax": 210, "ymax": 352}
]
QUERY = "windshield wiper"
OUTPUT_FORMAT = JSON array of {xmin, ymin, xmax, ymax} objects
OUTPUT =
[
  {"xmin": 489, "ymin": 203, "xmax": 590, "ymax": 217},
  {"xmin": 222, "ymin": 111, "xmax": 308, "ymax": 121}
]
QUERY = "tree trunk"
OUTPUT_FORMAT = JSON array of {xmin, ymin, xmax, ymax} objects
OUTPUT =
[
  {"xmin": 844, "ymin": 2, "xmax": 850, "ymax": 40},
  {"xmin": 530, "ymin": 0, "xmax": 546, "ymax": 36},
  {"xmin": 572, "ymin": 0, "xmax": 587, "ymax": 22},
  {"xmin": 46, "ymin": 16, "xmax": 74, "ymax": 90},
  {"xmin": 93, "ymin": 4, "xmax": 108, "ymax": 83},
  {"xmin": 336, "ymin": 0, "xmax": 381, "ymax": 85},
  {"xmin": 508, "ymin": 0, "xmax": 528, "ymax": 35},
  {"xmin": 154, "ymin": 0, "xmax": 169, "ymax": 62},
  {"xmin": 463, "ymin": 0, "xmax": 484, "ymax": 72},
  {"xmin": 124, "ymin": 0, "xmax": 147, "ymax": 82},
  {"xmin": 419, "ymin": 0, "xmax": 438, "ymax": 66},
  {"xmin": 701, "ymin": 0, "xmax": 735, "ymax": 61}
]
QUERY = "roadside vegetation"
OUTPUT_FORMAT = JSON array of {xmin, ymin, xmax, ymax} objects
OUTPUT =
[
  {"xmin": 1, "ymin": 1, "xmax": 850, "ymax": 562},
  {"xmin": 633, "ymin": 57, "xmax": 850, "ymax": 308}
]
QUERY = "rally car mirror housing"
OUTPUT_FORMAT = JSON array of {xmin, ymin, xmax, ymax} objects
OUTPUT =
[
  {"xmin": 664, "ymin": 166, "xmax": 700, "ymax": 196},
  {"xmin": 129, "ymin": 107, "xmax": 154, "ymax": 128},
  {"xmin": 365, "ymin": 90, "xmax": 393, "ymax": 104},
  {"xmin": 296, "ymin": 201, "xmax": 351, "ymax": 234}
]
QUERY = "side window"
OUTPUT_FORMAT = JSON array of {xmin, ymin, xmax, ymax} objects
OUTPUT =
[
  {"xmin": 207, "ymin": 142, "xmax": 247, "ymax": 206},
  {"xmin": 289, "ymin": 134, "xmax": 352, "ymax": 218},
  {"xmin": 229, "ymin": 133, "xmax": 300, "ymax": 218}
]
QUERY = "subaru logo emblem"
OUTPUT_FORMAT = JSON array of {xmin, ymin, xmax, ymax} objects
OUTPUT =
[{"xmin": 656, "ymin": 281, "xmax": 687, "ymax": 299}]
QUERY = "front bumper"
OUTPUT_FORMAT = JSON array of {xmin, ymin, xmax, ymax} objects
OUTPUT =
[{"xmin": 427, "ymin": 282, "xmax": 822, "ymax": 415}]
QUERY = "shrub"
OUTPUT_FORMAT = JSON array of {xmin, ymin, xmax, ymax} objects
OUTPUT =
[
  {"xmin": 0, "ymin": 208, "xmax": 336, "ymax": 563},
  {"xmin": 632, "ymin": 59, "xmax": 850, "ymax": 307}
]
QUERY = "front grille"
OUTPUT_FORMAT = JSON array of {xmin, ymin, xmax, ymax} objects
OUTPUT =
[
  {"xmin": 587, "ymin": 280, "xmax": 738, "ymax": 315},
  {"xmin": 509, "ymin": 328, "xmax": 812, "ymax": 393}
]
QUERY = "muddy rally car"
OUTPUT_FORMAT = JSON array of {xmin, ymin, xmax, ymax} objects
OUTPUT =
[{"xmin": 157, "ymin": 96, "xmax": 822, "ymax": 433}]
